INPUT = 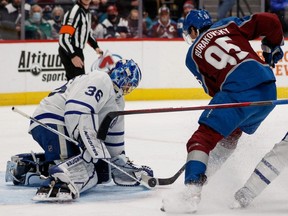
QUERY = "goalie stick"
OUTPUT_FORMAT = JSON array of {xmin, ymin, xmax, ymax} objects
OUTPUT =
[
  {"xmin": 97, "ymin": 99, "xmax": 288, "ymax": 140},
  {"xmin": 11, "ymin": 107, "xmax": 152, "ymax": 189},
  {"xmin": 12, "ymin": 107, "xmax": 188, "ymax": 188}
]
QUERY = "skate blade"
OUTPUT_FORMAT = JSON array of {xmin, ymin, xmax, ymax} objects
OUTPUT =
[{"xmin": 32, "ymin": 192, "xmax": 74, "ymax": 202}]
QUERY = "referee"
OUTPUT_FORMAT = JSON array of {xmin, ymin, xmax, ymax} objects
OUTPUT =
[{"xmin": 58, "ymin": 0, "xmax": 103, "ymax": 81}]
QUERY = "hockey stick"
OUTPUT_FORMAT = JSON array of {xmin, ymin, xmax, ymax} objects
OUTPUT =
[
  {"xmin": 11, "ymin": 107, "xmax": 152, "ymax": 189},
  {"xmin": 142, "ymin": 163, "xmax": 186, "ymax": 187},
  {"xmin": 11, "ymin": 107, "xmax": 77, "ymax": 144},
  {"xmin": 11, "ymin": 107, "xmax": 192, "ymax": 187},
  {"xmin": 97, "ymin": 99, "xmax": 288, "ymax": 140}
]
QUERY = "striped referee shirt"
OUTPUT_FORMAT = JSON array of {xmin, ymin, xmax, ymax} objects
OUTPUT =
[{"xmin": 59, "ymin": 2, "xmax": 99, "ymax": 58}]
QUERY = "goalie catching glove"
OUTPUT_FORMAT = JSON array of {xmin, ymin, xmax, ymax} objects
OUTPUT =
[{"xmin": 261, "ymin": 38, "xmax": 284, "ymax": 68}]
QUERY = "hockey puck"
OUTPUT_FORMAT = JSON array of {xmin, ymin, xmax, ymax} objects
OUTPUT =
[{"xmin": 148, "ymin": 177, "xmax": 157, "ymax": 187}]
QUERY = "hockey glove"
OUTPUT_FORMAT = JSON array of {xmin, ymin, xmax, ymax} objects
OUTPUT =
[{"xmin": 261, "ymin": 42, "xmax": 284, "ymax": 68}]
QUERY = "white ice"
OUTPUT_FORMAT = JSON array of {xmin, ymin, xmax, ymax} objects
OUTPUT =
[{"xmin": 1, "ymin": 100, "xmax": 288, "ymax": 216}]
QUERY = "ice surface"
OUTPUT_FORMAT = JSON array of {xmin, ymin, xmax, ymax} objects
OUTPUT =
[{"xmin": 1, "ymin": 100, "xmax": 288, "ymax": 215}]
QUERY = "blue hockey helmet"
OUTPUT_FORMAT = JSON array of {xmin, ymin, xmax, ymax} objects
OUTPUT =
[
  {"xmin": 109, "ymin": 59, "xmax": 142, "ymax": 95},
  {"xmin": 182, "ymin": 9, "xmax": 212, "ymax": 43},
  {"xmin": 183, "ymin": 9, "xmax": 212, "ymax": 32}
]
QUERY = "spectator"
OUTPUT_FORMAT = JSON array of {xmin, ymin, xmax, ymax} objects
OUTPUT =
[
  {"xmin": 0, "ymin": 0, "xmax": 8, "ymax": 10},
  {"xmin": 98, "ymin": 0, "xmax": 111, "ymax": 21},
  {"xmin": 177, "ymin": 0, "xmax": 195, "ymax": 37},
  {"xmin": 47, "ymin": 6, "xmax": 64, "ymax": 39},
  {"xmin": 42, "ymin": 5, "xmax": 53, "ymax": 21},
  {"xmin": 143, "ymin": 0, "xmax": 158, "ymax": 20},
  {"xmin": 90, "ymin": 0, "xmax": 104, "ymax": 23},
  {"xmin": 217, "ymin": 0, "xmax": 236, "ymax": 20},
  {"xmin": 269, "ymin": 0, "xmax": 288, "ymax": 36},
  {"xmin": 127, "ymin": 9, "xmax": 139, "ymax": 38},
  {"xmin": 115, "ymin": 0, "xmax": 139, "ymax": 19},
  {"xmin": 89, "ymin": 0, "xmax": 110, "ymax": 27},
  {"xmin": 25, "ymin": 4, "xmax": 52, "ymax": 40},
  {"xmin": 143, "ymin": 11, "xmax": 153, "ymax": 31},
  {"xmin": 127, "ymin": 8, "xmax": 149, "ymax": 38},
  {"xmin": 93, "ymin": 5, "xmax": 130, "ymax": 39},
  {"xmin": 0, "ymin": 0, "xmax": 31, "ymax": 40},
  {"xmin": 54, "ymin": 0, "xmax": 75, "ymax": 12},
  {"xmin": 25, "ymin": 0, "xmax": 37, "ymax": 4},
  {"xmin": 149, "ymin": 5, "xmax": 178, "ymax": 38},
  {"xmin": 36, "ymin": 0, "xmax": 55, "ymax": 3},
  {"xmin": 0, "ymin": 0, "xmax": 8, "ymax": 22}
]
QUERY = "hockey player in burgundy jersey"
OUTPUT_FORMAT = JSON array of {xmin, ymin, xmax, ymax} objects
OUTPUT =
[{"xmin": 162, "ymin": 10, "xmax": 284, "ymax": 213}]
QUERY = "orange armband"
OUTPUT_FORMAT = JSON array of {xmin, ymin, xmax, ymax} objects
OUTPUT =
[{"xmin": 59, "ymin": 25, "xmax": 75, "ymax": 35}]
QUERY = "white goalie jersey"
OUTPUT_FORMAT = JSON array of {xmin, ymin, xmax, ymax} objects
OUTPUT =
[{"xmin": 29, "ymin": 71, "xmax": 125, "ymax": 157}]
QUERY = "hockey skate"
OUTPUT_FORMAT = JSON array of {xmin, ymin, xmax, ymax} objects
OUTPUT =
[
  {"xmin": 230, "ymin": 186, "xmax": 256, "ymax": 209},
  {"xmin": 161, "ymin": 175, "xmax": 207, "ymax": 213},
  {"xmin": 32, "ymin": 177, "xmax": 75, "ymax": 202},
  {"xmin": 5, "ymin": 152, "xmax": 54, "ymax": 186},
  {"xmin": 111, "ymin": 153, "xmax": 153, "ymax": 186}
]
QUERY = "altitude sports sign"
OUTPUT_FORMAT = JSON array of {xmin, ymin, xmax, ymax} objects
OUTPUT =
[
  {"xmin": 0, "ymin": 39, "xmax": 288, "ymax": 105},
  {"xmin": 17, "ymin": 50, "xmax": 66, "ymax": 82}
]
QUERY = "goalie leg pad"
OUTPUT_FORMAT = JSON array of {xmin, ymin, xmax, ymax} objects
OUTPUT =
[
  {"xmin": 33, "ymin": 153, "xmax": 103, "ymax": 201},
  {"xmin": 111, "ymin": 152, "xmax": 153, "ymax": 186}
]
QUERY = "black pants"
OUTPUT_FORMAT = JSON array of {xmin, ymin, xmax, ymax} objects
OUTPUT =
[{"xmin": 58, "ymin": 47, "xmax": 85, "ymax": 81}]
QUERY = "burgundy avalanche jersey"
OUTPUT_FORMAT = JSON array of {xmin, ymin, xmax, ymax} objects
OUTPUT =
[
  {"xmin": 150, "ymin": 20, "xmax": 178, "ymax": 38},
  {"xmin": 185, "ymin": 13, "xmax": 283, "ymax": 97}
]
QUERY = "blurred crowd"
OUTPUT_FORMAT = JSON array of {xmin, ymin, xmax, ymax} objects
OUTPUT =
[{"xmin": 0, "ymin": 0, "xmax": 287, "ymax": 40}]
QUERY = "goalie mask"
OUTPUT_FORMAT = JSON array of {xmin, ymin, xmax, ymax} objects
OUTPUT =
[
  {"xmin": 182, "ymin": 9, "xmax": 212, "ymax": 44},
  {"xmin": 109, "ymin": 59, "xmax": 142, "ymax": 95}
]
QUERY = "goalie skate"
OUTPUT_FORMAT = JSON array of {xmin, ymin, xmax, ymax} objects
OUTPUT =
[{"xmin": 32, "ymin": 178, "xmax": 75, "ymax": 202}]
